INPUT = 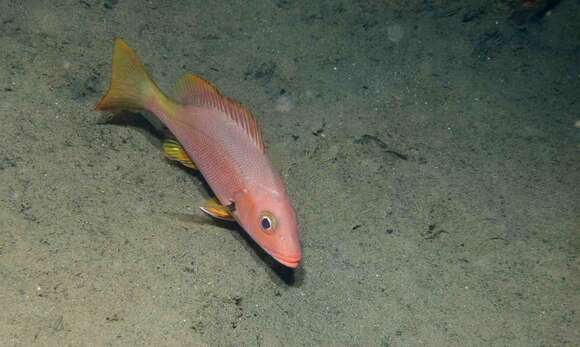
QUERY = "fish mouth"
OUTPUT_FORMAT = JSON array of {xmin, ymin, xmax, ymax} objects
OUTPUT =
[{"xmin": 268, "ymin": 251, "xmax": 301, "ymax": 269}]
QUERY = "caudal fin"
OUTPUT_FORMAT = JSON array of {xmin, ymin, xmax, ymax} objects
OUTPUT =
[{"xmin": 96, "ymin": 38, "xmax": 164, "ymax": 111}]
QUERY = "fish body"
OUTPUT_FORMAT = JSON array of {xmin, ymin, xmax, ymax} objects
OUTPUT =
[{"xmin": 96, "ymin": 39, "xmax": 301, "ymax": 268}]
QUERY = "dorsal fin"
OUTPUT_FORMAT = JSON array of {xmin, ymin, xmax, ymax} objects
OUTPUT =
[
  {"xmin": 172, "ymin": 74, "xmax": 265, "ymax": 152},
  {"xmin": 172, "ymin": 74, "xmax": 220, "ymax": 104}
]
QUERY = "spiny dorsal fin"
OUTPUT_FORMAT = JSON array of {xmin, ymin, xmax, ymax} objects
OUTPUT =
[{"xmin": 173, "ymin": 74, "xmax": 265, "ymax": 152}]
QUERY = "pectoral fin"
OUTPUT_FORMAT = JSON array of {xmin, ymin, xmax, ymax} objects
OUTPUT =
[
  {"xmin": 163, "ymin": 139, "xmax": 197, "ymax": 170},
  {"xmin": 200, "ymin": 198, "xmax": 235, "ymax": 221}
]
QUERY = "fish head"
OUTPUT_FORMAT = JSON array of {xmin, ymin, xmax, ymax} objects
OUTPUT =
[{"xmin": 233, "ymin": 185, "xmax": 301, "ymax": 268}]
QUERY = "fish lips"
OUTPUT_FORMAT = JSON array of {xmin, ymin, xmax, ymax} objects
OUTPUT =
[{"xmin": 268, "ymin": 249, "xmax": 301, "ymax": 269}]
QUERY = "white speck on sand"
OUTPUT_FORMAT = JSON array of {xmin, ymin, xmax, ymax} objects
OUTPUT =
[
  {"xmin": 275, "ymin": 95, "xmax": 293, "ymax": 112},
  {"xmin": 387, "ymin": 24, "xmax": 404, "ymax": 43}
]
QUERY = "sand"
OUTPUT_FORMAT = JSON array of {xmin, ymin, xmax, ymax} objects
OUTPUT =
[{"xmin": 0, "ymin": 0, "xmax": 578, "ymax": 346}]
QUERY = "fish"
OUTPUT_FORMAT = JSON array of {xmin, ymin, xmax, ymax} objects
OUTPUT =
[{"xmin": 95, "ymin": 38, "xmax": 301, "ymax": 268}]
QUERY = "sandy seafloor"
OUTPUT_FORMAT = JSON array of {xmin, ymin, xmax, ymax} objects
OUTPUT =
[{"xmin": 0, "ymin": 0, "xmax": 578, "ymax": 346}]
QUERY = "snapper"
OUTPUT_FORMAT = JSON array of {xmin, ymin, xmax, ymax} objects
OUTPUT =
[{"xmin": 96, "ymin": 38, "xmax": 301, "ymax": 268}]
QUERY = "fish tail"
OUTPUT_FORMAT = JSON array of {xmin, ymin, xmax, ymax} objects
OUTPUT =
[{"xmin": 96, "ymin": 38, "xmax": 167, "ymax": 112}]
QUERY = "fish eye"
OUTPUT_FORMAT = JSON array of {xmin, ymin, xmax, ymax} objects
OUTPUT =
[
  {"xmin": 259, "ymin": 212, "xmax": 277, "ymax": 233},
  {"xmin": 261, "ymin": 217, "xmax": 271, "ymax": 230}
]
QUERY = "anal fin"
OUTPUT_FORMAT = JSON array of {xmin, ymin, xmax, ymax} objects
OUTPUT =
[{"xmin": 163, "ymin": 139, "xmax": 197, "ymax": 170}]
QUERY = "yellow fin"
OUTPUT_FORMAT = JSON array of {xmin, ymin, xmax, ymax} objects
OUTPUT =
[
  {"xmin": 162, "ymin": 139, "xmax": 197, "ymax": 170},
  {"xmin": 96, "ymin": 38, "xmax": 168, "ymax": 112},
  {"xmin": 199, "ymin": 198, "xmax": 235, "ymax": 221},
  {"xmin": 172, "ymin": 74, "xmax": 265, "ymax": 153}
]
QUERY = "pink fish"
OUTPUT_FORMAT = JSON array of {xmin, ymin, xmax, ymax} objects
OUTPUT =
[{"xmin": 96, "ymin": 38, "xmax": 301, "ymax": 268}]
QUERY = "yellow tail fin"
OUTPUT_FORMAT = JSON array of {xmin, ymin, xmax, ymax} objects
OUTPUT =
[{"xmin": 96, "ymin": 38, "xmax": 165, "ymax": 111}]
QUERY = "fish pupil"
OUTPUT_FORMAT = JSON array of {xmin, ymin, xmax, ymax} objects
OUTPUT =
[{"xmin": 261, "ymin": 217, "xmax": 272, "ymax": 230}]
